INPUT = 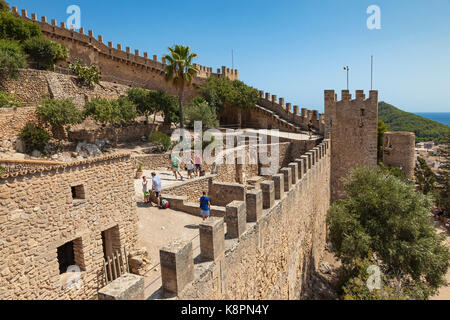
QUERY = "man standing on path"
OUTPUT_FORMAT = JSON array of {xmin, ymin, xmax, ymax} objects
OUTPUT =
[
  {"xmin": 199, "ymin": 191, "xmax": 211, "ymax": 221},
  {"xmin": 151, "ymin": 172, "xmax": 162, "ymax": 208}
]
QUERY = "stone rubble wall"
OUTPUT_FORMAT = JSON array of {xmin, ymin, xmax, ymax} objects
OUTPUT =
[{"xmin": 0, "ymin": 154, "xmax": 139, "ymax": 300}]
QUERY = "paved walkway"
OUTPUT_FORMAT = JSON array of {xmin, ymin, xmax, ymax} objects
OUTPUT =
[{"xmin": 137, "ymin": 205, "xmax": 202, "ymax": 299}]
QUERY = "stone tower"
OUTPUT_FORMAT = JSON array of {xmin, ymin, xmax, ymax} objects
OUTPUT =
[
  {"xmin": 325, "ymin": 90, "xmax": 378, "ymax": 202},
  {"xmin": 383, "ymin": 132, "xmax": 416, "ymax": 179}
]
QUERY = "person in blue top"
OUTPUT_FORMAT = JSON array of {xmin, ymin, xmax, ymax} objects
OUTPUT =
[{"xmin": 199, "ymin": 191, "xmax": 211, "ymax": 221}]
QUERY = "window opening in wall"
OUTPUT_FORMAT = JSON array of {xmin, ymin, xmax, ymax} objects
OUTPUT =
[
  {"xmin": 71, "ymin": 185, "xmax": 85, "ymax": 200},
  {"xmin": 57, "ymin": 241, "xmax": 75, "ymax": 274}
]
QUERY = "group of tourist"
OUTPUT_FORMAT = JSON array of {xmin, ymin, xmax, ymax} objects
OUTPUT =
[
  {"xmin": 142, "ymin": 172, "xmax": 212, "ymax": 220},
  {"xmin": 434, "ymin": 206, "xmax": 450, "ymax": 229},
  {"xmin": 168, "ymin": 154, "xmax": 203, "ymax": 181}
]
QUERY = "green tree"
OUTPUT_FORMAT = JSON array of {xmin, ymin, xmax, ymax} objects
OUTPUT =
[
  {"xmin": 0, "ymin": 39, "xmax": 27, "ymax": 79},
  {"xmin": 377, "ymin": 120, "xmax": 388, "ymax": 162},
  {"xmin": 0, "ymin": 11, "xmax": 41, "ymax": 41},
  {"xmin": 200, "ymin": 77, "xmax": 259, "ymax": 128},
  {"xmin": 127, "ymin": 87, "xmax": 154, "ymax": 120},
  {"xmin": 436, "ymin": 132, "xmax": 450, "ymax": 211},
  {"xmin": 36, "ymin": 98, "xmax": 83, "ymax": 140},
  {"xmin": 19, "ymin": 123, "xmax": 51, "ymax": 154},
  {"xmin": 163, "ymin": 45, "xmax": 199, "ymax": 138},
  {"xmin": 0, "ymin": 90, "xmax": 20, "ymax": 108},
  {"xmin": 184, "ymin": 97, "xmax": 219, "ymax": 129},
  {"xmin": 84, "ymin": 97, "xmax": 137, "ymax": 145},
  {"xmin": 0, "ymin": 0, "xmax": 9, "ymax": 12},
  {"xmin": 415, "ymin": 157, "xmax": 436, "ymax": 195},
  {"xmin": 327, "ymin": 166, "xmax": 450, "ymax": 299},
  {"xmin": 23, "ymin": 37, "xmax": 68, "ymax": 70},
  {"xmin": 127, "ymin": 88, "xmax": 178, "ymax": 134},
  {"xmin": 340, "ymin": 256, "xmax": 411, "ymax": 300}
]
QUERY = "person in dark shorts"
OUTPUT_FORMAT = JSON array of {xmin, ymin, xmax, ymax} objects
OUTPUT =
[
  {"xmin": 199, "ymin": 191, "xmax": 211, "ymax": 221},
  {"xmin": 308, "ymin": 120, "xmax": 314, "ymax": 139}
]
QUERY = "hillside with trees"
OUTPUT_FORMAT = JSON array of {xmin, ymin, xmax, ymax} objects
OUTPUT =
[{"xmin": 379, "ymin": 102, "xmax": 450, "ymax": 144}]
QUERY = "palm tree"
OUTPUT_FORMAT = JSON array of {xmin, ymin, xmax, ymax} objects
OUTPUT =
[{"xmin": 163, "ymin": 45, "xmax": 199, "ymax": 140}]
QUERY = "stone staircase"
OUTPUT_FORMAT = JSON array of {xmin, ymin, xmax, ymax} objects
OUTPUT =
[{"xmin": 45, "ymin": 72, "xmax": 86, "ymax": 107}]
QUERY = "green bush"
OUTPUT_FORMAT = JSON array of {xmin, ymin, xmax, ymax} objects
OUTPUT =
[
  {"xmin": 0, "ymin": 90, "xmax": 20, "ymax": 108},
  {"xmin": 19, "ymin": 123, "xmax": 51, "ymax": 154},
  {"xmin": 0, "ymin": 0, "xmax": 9, "ymax": 12},
  {"xmin": 149, "ymin": 132, "xmax": 171, "ymax": 152},
  {"xmin": 184, "ymin": 97, "xmax": 219, "ymax": 129},
  {"xmin": 36, "ymin": 98, "xmax": 83, "ymax": 139},
  {"xmin": 327, "ymin": 166, "xmax": 450, "ymax": 299},
  {"xmin": 0, "ymin": 39, "xmax": 27, "ymax": 78},
  {"xmin": 23, "ymin": 37, "xmax": 68, "ymax": 70},
  {"xmin": 0, "ymin": 11, "xmax": 41, "ymax": 41},
  {"xmin": 340, "ymin": 256, "xmax": 411, "ymax": 300},
  {"xmin": 69, "ymin": 58, "xmax": 100, "ymax": 87}
]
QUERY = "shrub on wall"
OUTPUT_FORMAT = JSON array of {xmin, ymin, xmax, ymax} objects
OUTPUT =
[
  {"xmin": 0, "ymin": 11, "xmax": 42, "ymax": 41},
  {"xmin": 0, "ymin": 90, "xmax": 20, "ymax": 108},
  {"xmin": 19, "ymin": 123, "xmax": 51, "ymax": 154},
  {"xmin": 0, "ymin": 165, "xmax": 4, "ymax": 176},
  {"xmin": 0, "ymin": 0, "xmax": 9, "ymax": 12},
  {"xmin": 0, "ymin": 39, "xmax": 27, "ymax": 78},
  {"xmin": 69, "ymin": 58, "xmax": 100, "ymax": 87},
  {"xmin": 184, "ymin": 97, "xmax": 219, "ymax": 129},
  {"xmin": 149, "ymin": 132, "xmax": 171, "ymax": 152},
  {"xmin": 36, "ymin": 98, "xmax": 84, "ymax": 140},
  {"xmin": 23, "ymin": 37, "xmax": 68, "ymax": 70}
]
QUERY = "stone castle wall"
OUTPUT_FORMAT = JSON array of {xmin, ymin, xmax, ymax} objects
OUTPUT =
[
  {"xmin": 0, "ymin": 154, "xmax": 139, "ymax": 300},
  {"xmin": 158, "ymin": 140, "xmax": 331, "ymax": 299},
  {"xmin": 325, "ymin": 90, "xmax": 378, "ymax": 202},
  {"xmin": 12, "ymin": 7, "xmax": 238, "ymax": 103},
  {"xmin": 383, "ymin": 132, "xmax": 416, "ymax": 179}
]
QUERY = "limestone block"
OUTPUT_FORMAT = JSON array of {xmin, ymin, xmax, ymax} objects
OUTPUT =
[
  {"xmin": 225, "ymin": 201, "xmax": 247, "ymax": 239},
  {"xmin": 280, "ymin": 167, "xmax": 292, "ymax": 192},
  {"xmin": 271, "ymin": 174, "xmax": 284, "ymax": 200},
  {"xmin": 246, "ymin": 189, "xmax": 263, "ymax": 222},
  {"xmin": 98, "ymin": 273, "xmax": 144, "ymax": 300},
  {"xmin": 260, "ymin": 181, "xmax": 275, "ymax": 209},
  {"xmin": 160, "ymin": 240, "xmax": 194, "ymax": 294},
  {"xmin": 288, "ymin": 162, "xmax": 299, "ymax": 184},
  {"xmin": 200, "ymin": 217, "xmax": 225, "ymax": 261}
]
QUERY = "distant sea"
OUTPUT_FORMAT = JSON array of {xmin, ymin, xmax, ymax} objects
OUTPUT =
[{"xmin": 415, "ymin": 113, "xmax": 450, "ymax": 126}]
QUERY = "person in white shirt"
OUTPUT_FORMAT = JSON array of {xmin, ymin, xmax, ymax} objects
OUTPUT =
[
  {"xmin": 142, "ymin": 176, "xmax": 150, "ymax": 204},
  {"xmin": 151, "ymin": 172, "xmax": 162, "ymax": 208}
]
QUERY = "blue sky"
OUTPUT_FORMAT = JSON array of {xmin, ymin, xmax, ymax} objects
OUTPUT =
[{"xmin": 9, "ymin": 0, "xmax": 450, "ymax": 113}]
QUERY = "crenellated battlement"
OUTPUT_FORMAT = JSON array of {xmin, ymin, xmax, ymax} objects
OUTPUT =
[
  {"xmin": 256, "ymin": 90, "xmax": 325, "ymax": 133},
  {"xmin": 156, "ymin": 140, "xmax": 331, "ymax": 299},
  {"xmin": 11, "ymin": 6, "xmax": 238, "ymax": 84}
]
